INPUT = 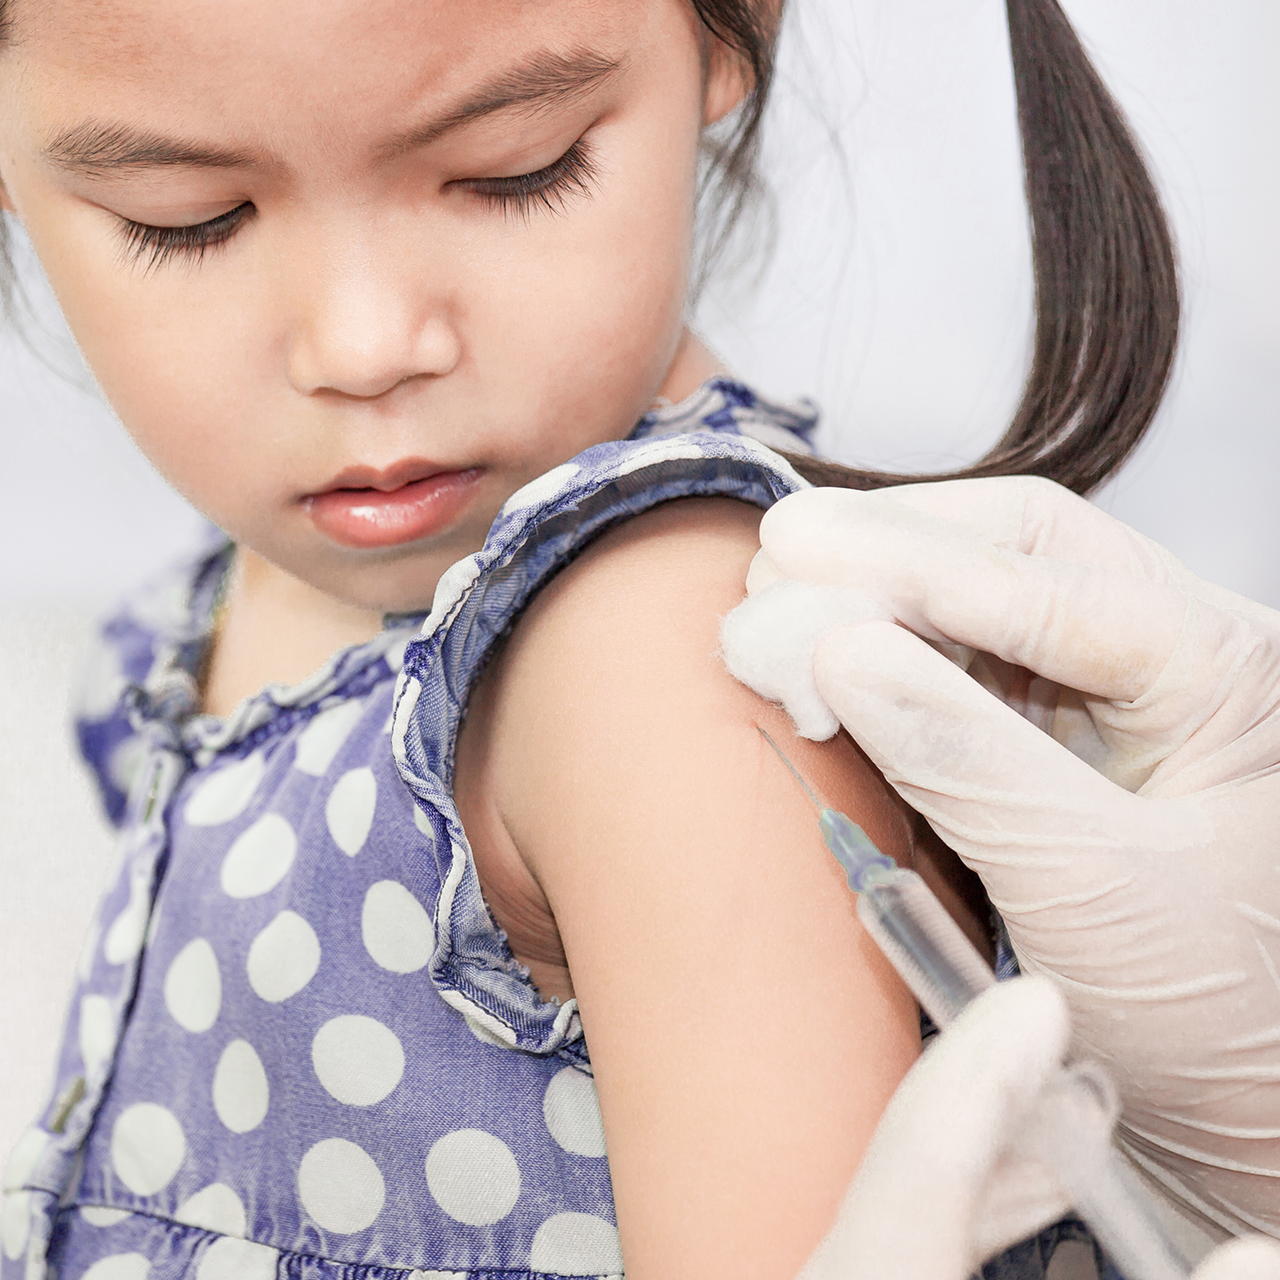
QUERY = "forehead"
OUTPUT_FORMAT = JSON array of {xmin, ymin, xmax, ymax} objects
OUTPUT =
[{"xmin": 7, "ymin": 0, "xmax": 664, "ymax": 139}]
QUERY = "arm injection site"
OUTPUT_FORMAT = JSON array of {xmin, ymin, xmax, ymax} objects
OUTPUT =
[{"xmin": 1, "ymin": 0, "xmax": 1278, "ymax": 1278}]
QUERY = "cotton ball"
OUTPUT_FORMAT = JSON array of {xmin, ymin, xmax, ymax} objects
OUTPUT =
[{"xmin": 720, "ymin": 579, "xmax": 892, "ymax": 740}]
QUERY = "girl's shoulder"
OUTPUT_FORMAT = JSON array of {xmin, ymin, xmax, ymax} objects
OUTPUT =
[
  {"xmin": 380, "ymin": 380, "xmax": 820, "ymax": 1041},
  {"xmin": 393, "ymin": 379, "xmax": 817, "ymax": 795},
  {"xmin": 395, "ymin": 394, "xmax": 928, "ymax": 1278}
]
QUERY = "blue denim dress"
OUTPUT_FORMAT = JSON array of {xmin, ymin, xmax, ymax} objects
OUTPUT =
[{"xmin": 2, "ymin": 380, "xmax": 1114, "ymax": 1280}]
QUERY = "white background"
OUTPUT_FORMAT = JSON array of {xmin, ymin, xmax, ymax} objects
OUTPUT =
[{"xmin": 2, "ymin": 0, "xmax": 1277, "ymax": 1183}]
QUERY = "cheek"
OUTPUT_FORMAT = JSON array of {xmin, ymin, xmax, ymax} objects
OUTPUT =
[
  {"xmin": 24, "ymin": 199, "xmax": 284, "ymax": 511},
  {"xmin": 462, "ymin": 123, "xmax": 700, "ymax": 438}
]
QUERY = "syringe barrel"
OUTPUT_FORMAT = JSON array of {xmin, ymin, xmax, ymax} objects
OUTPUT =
[
  {"xmin": 856, "ymin": 867, "xmax": 1194, "ymax": 1280},
  {"xmin": 856, "ymin": 868, "xmax": 997, "ymax": 1027}
]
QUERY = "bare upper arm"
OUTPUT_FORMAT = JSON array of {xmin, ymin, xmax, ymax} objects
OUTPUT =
[{"xmin": 456, "ymin": 497, "xmax": 923, "ymax": 1279}]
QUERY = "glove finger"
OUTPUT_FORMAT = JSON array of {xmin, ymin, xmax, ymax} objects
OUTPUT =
[
  {"xmin": 884, "ymin": 479, "xmax": 1280, "ymax": 628},
  {"xmin": 1191, "ymin": 1238, "xmax": 1280, "ymax": 1280},
  {"xmin": 762, "ymin": 478, "xmax": 1178, "ymax": 577},
  {"xmin": 802, "ymin": 978, "xmax": 1071, "ymax": 1280},
  {"xmin": 764, "ymin": 488, "xmax": 1195, "ymax": 703},
  {"xmin": 809, "ymin": 620, "xmax": 1215, "ymax": 955},
  {"xmin": 811, "ymin": 620, "xmax": 1128, "ymax": 827}
]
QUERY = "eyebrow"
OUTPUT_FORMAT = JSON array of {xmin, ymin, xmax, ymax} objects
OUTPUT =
[
  {"xmin": 377, "ymin": 46, "xmax": 625, "ymax": 159},
  {"xmin": 42, "ymin": 46, "xmax": 625, "ymax": 177},
  {"xmin": 42, "ymin": 123, "xmax": 269, "ymax": 176}
]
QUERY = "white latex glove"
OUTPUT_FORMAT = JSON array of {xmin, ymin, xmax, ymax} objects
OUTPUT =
[
  {"xmin": 798, "ymin": 977, "xmax": 1280, "ymax": 1280},
  {"xmin": 721, "ymin": 477, "xmax": 1280, "ymax": 1241}
]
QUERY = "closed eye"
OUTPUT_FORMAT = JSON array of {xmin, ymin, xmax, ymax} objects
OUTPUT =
[
  {"xmin": 117, "ymin": 201, "xmax": 255, "ymax": 271},
  {"xmin": 113, "ymin": 135, "xmax": 596, "ymax": 271},
  {"xmin": 459, "ymin": 138, "xmax": 598, "ymax": 220}
]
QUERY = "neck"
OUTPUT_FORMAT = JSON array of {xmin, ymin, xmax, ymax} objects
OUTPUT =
[{"xmin": 202, "ymin": 547, "xmax": 384, "ymax": 718}]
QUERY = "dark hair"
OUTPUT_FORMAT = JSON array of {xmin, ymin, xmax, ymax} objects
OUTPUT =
[
  {"xmin": 694, "ymin": 0, "xmax": 1179, "ymax": 496},
  {"xmin": 0, "ymin": 0, "xmax": 1178, "ymax": 497}
]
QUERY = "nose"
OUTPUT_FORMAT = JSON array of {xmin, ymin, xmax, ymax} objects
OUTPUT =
[{"xmin": 286, "ymin": 234, "xmax": 462, "ymax": 399}]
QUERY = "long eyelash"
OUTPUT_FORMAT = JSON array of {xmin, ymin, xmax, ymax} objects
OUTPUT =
[
  {"xmin": 113, "ymin": 141, "xmax": 594, "ymax": 269},
  {"xmin": 467, "ymin": 140, "xmax": 598, "ymax": 221},
  {"xmin": 117, "ymin": 202, "xmax": 254, "ymax": 271}
]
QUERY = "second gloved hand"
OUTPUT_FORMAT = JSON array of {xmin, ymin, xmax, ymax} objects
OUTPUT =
[{"xmin": 799, "ymin": 977, "xmax": 1280, "ymax": 1280}]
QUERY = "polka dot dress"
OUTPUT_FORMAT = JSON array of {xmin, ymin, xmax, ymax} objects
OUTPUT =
[{"xmin": 4, "ymin": 380, "xmax": 1107, "ymax": 1280}]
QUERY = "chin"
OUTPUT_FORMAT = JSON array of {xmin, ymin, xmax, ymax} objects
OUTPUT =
[{"xmin": 321, "ymin": 558, "xmax": 452, "ymax": 618}]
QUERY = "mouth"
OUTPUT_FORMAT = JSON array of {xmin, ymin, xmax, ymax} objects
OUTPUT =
[{"xmin": 302, "ymin": 460, "xmax": 485, "ymax": 550}]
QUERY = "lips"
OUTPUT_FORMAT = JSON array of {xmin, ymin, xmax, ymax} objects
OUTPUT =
[{"xmin": 303, "ymin": 462, "xmax": 484, "ymax": 549}]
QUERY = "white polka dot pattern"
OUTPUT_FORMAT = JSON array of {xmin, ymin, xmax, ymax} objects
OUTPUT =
[
  {"xmin": 412, "ymin": 803, "xmax": 434, "ymax": 838},
  {"xmin": 297, "ymin": 1138, "xmax": 385, "ymax": 1233},
  {"xmin": 163, "ymin": 939, "xmax": 222, "ymax": 1032},
  {"xmin": 79, "ymin": 995, "xmax": 116, "ymax": 1076},
  {"xmin": 110, "ymin": 1103, "xmax": 186, "ymax": 1196},
  {"xmin": 79, "ymin": 1207, "xmax": 132, "ymax": 1228},
  {"xmin": 183, "ymin": 753, "xmax": 265, "ymax": 826},
  {"xmin": 424, "ymin": 1129, "xmax": 521, "ymax": 1226},
  {"xmin": 246, "ymin": 910, "xmax": 321, "ymax": 1002},
  {"xmin": 81, "ymin": 1253, "xmax": 152, "ymax": 1280},
  {"xmin": 543, "ymin": 1067, "xmax": 607, "ymax": 1158},
  {"xmin": 3, "ymin": 1127, "xmax": 46, "ymax": 1191},
  {"xmin": 196, "ymin": 1237, "xmax": 278, "ymax": 1280},
  {"xmin": 384, "ymin": 636, "xmax": 410, "ymax": 673},
  {"xmin": 325, "ymin": 767, "xmax": 377, "ymax": 856},
  {"xmin": 311, "ymin": 1016, "xmax": 404, "ymax": 1106},
  {"xmin": 529, "ymin": 1212, "xmax": 623, "ymax": 1274},
  {"xmin": 212, "ymin": 1040, "xmax": 270, "ymax": 1133},
  {"xmin": 2, "ymin": 1190, "xmax": 30, "ymax": 1261},
  {"xmin": 220, "ymin": 814, "xmax": 296, "ymax": 898},
  {"xmin": 293, "ymin": 700, "xmax": 365, "ymax": 776},
  {"xmin": 108, "ymin": 736, "xmax": 149, "ymax": 799},
  {"xmin": 361, "ymin": 881, "xmax": 433, "ymax": 973},
  {"xmin": 174, "ymin": 1182, "xmax": 246, "ymax": 1236},
  {"xmin": 51, "ymin": 421, "xmax": 812, "ymax": 1279},
  {"xmin": 104, "ymin": 874, "xmax": 151, "ymax": 965}
]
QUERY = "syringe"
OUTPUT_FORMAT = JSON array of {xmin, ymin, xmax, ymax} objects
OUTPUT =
[{"xmin": 759, "ymin": 727, "xmax": 1194, "ymax": 1280}]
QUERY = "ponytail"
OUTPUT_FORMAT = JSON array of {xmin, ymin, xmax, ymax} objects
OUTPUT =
[{"xmin": 783, "ymin": 0, "xmax": 1180, "ymax": 496}]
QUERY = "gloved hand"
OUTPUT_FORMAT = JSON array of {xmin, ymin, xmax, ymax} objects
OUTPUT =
[
  {"xmin": 799, "ymin": 976, "xmax": 1280, "ymax": 1280},
  {"xmin": 722, "ymin": 476, "xmax": 1280, "ymax": 1241}
]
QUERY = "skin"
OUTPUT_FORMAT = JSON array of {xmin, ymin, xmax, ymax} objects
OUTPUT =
[
  {"xmin": 0, "ymin": 0, "xmax": 735, "ymax": 699},
  {"xmin": 0, "ymin": 0, "xmax": 983, "ymax": 1273},
  {"xmin": 453, "ymin": 498, "xmax": 922, "ymax": 1277}
]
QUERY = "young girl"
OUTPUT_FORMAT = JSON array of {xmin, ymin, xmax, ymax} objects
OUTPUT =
[{"xmin": 0, "ymin": 1, "xmax": 1177, "ymax": 1278}]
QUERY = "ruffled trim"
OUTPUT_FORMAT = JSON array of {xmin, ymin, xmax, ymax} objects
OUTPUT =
[
  {"xmin": 177, "ymin": 625, "xmax": 416, "ymax": 767},
  {"xmin": 73, "ymin": 377, "xmax": 817, "ymax": 810},
  {"xmin": 634, "ymin": 376, "xmax": 818, "ymax": 455},
  {"xmin": 76, "ymin": 537, "xmax": 424, "ymax": 784},
  {"xmin": 393, "ymin": 431, "xmax": 810, "ymax": 1059}
]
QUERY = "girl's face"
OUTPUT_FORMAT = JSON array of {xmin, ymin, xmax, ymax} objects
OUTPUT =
[{"xmin": 0, "ymin": 0, "xmax": 742, "ymax": 611}]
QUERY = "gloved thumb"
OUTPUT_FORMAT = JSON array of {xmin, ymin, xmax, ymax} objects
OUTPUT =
[{"xmin": 800, "ymin": 977, "xmax": 1072, "ymax": 1280}]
